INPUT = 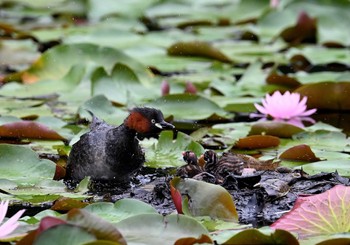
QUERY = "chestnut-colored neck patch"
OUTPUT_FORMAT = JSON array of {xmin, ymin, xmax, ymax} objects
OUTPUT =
[{"xmin": 125, "ymin": 111, "xmax": 150, "ymax": 133}]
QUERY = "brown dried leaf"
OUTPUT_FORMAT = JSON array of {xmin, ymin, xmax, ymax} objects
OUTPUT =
[
  {"xmin": 280, "ymin": 11, "xmax": 317, "ymax": 44},
  {"xmin": 51, "ymin": 197, "xmax": 89, "ymax": 212},
  {"xmin": 295, "ymin": 81, "xmax": 350, "ymax": 111},
  {"xmin": 0, "ymin": 121, "xmax": 66, "ymax": 140},
  {"xmin": 249, "ymin": 121, "xmax": 304, "ymax": 138},
  {"xmin": 266, "ymin": 73, "xmax": 301, "ymax": 89},
  {"xmin": 167, "ymin": 41, "xmax": 232, "ymax": 63},
  {"xmin": 235, "ymin": 135, "xmax": 280, "ymax": 149},
  {"xmin": 279, "ymin": 144, "xmax": 320, "ymax": 162},
  {"xmin": 174, "ymin": 234, "xmax": 212, "ymax": 245}
]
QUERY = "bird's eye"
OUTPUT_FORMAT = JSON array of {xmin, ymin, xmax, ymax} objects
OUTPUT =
[{"xmin": 151, "ymin": 119, "xmax": 156, "ymax": 124}]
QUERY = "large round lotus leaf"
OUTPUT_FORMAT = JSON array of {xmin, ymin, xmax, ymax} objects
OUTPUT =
[
  {"xmin": 115, "ymin": 213, "xmax": 209, "ymax": 245},
  {"xmin": 0, "ymin": 144, "xmax": 55, "ymax": 185},
  {"xmin": 146, "ymin": 94, "xmax": 230, "ymax": 120},
  {"xmin": 295, "ymin": 82, "xmax": 350, "ymax": 110},
  {"xmin": 83, "ymin": 199, "xmax": 157, "ymax": 223},
  {"xmin": 15, "ymin": 43, "xmax": 152, "ymax": 85},
  {"xmin": 33, "ymin": 224, "xmax": 96, "ymax": 245}
]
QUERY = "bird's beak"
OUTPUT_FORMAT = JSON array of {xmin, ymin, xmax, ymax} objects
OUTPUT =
[{"xmin": 155, "ymin": 121, "xmax": 175, "ymax": 130}]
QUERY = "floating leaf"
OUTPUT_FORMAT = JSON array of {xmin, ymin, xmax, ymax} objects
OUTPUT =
[
  {"xmin": 266, "ymin": 73, "xmax": 301, "ymax": 89},
  {"xmin": 271, "ymin": 185, "xmax": 350, "ymax": 238},
  {"xmin": 116, "ymin": 213, "xmax": 209, "ymax": 245},
  {"xmin": 222, "ymin": 228, "xmax": 299, "ymax": 245},
  {"xmin": 143, "ymin": 130, "xmax": 204, "ymax": 168},
  {"xmin": 0, "ymin": 144, "xmax": 55, "ymax": 185},
  {"xmin": 249, "ymin": 121, "xmax": 304, "ymax": 138},
  {"xmin": 295, "ymin": 82, "xmax": 350, "ymax": 110},
  {"xmin": 297, "ymin": 160, "xmax": 350, "ymax": 177},
  {"xmin": 79, "ymin": 95, "xmax": 129, "ymax": 126},
  {"xmin": 83, "ymin": 199, "xmax": 157, "ymax": 223},
  {"xmin": 8, "ymin": 43, "xmax": 152, "ymax": 85},
  {"xmin": 33, "ymin": 225, "xmax": 96, "ymax": 245},
  {"xmin": 146, "ymin": 94, "xmax": 230, "ymax": 120},
  {"xmin": 0, "ymin": 64, "xmax": 85, "ymax": 97},
  {"xmin": 290, "ymin": 131, "xmax": 348, "ymax": 152},
  {"xmin": 280, "ymin": 11, "xmax": 317, "ymax": 44},
  {"xmin": 167, "ymin": 41, "xmax": 232, "ymax": 63},
  {"xmin": 91, "ymin": 63, "xmax": 157, "ymax": 105},
  {"xmin": 17, "ymin": 216, "xmax": 67, "ymax": 245},
  {"xmin": 174, "ymin": 234, "xmax": 212, "ymax": 245},
  {"xmin": 279, "ymin": 144, "xmax": 320, "ymax": 162},
  {"xmin": 51, "ymin": 197, "xmax": 88, "ymax": 212},
  {"xmin": 67, "ymin": 208, "xmax": 127, "ymax": 244},
  {"xmin": 0, "ymin": 121, "xmax": 66, "ymax": 141},
  {"xmin": 235, "ymin": 135, "xmax": 280, "ymax": 149},
  {"xmin": 172, "ymin": 177, "xmax": 238, "ymax": 221}
]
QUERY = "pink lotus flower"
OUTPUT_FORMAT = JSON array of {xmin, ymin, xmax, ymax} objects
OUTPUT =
[
  {"xmin": 252, "ymin": 91, "xmax": 317, "ymax": 127},
  {"xmin": 0, "ymin": 201, "xmax": 25, "ymax": 238}
]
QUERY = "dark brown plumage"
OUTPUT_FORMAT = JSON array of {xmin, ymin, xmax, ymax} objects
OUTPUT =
[
  {"xmin": 65, "ymin": 107, "xmax": 174, "ymax": 186},
  {"xmin": 176, "ymin": 151, "xmax": 203, "ymax": 178},
  {"xmin": 203, "ymin": 150, "xmax": 244, "ymax": 182}
]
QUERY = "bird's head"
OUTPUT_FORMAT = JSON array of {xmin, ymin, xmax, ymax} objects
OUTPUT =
[
  {"xmin": 125, "ymin": 107, "xmax": 174, "ymax": 139},
  {"xmin": 182, "ymin": 151, "xmax": 198, "ymax": 165}
]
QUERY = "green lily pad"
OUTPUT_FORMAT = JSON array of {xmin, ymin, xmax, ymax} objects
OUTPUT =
[
  {"xmin": 0, "ymin": 179, "xmax": 90, "ymax": 203},
  {"xmin": 10, "ymin": 43, "xmax": 152, "ymax": 85},
  {"xmin": 116, "ymin": 213, "xmax": 209, "ymax": 245},
  {"xmin": 290, "ymin": 131, "xmax": 348, "ymax": 152},
  {"xmin": 91, "ymin": 63, "xmax": 158, "ymax": 105},
  {"xmin": 33, "ymin": 225, "xmax": 96, "ymax": 245},
  {"xmin": 296, "ymin": 160, "xmax": 350, "ymax": 177},
  {"xmin": 84, "ymin": 199, "xmax": 157, "ymax": 224},
  {"xmin": 146, "ymin": 94, "xmax": 230, "ymax": 120},
  {"xmin": 0, "ymin": 144, "xmax": 55, "ymax": 185},
  {"xmin": 78, "ymin": 95, "xmax": 129, "ymax": 126},
  {"xmin": 0, "ymin": 64, "xmax": 85, "ymax": 98},
  {"xmin": 67, "ymin": 208, "xmax": 127, "ymax": 244},
  {"xmin": 143, "ymin": 130, "xmax": 204, "ymax": 168}
]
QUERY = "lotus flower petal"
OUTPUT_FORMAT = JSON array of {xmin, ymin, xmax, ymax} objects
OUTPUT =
[
  {"xmin": 252, "ymin": 91, "xmax": 317, "ymax": 126},
  {"xmin": 0, "ymin": 201, "xmax": 25, "ymax": 238}
]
